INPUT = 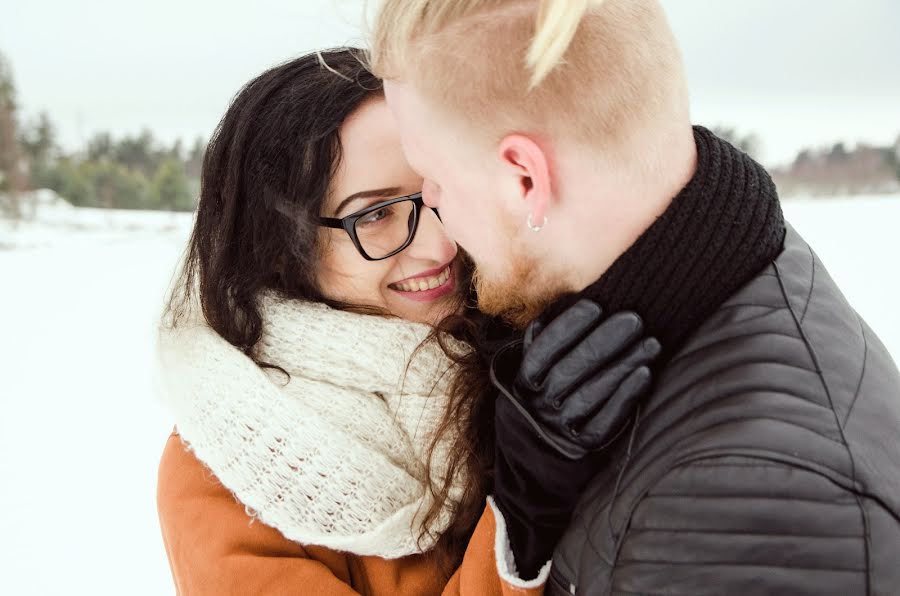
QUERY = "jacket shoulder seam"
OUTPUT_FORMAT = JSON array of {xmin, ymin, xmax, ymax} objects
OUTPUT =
[
  {"xmin": 799, "ymin": 249, "xmax": 817, "ymax": 324},
  {"xmin": 772, "ymin": 252, "xmax": 871, "ymax": 588},
  {"xmin": 772, "ymin": 251, "xmax": 850, "ymax": 449},
  {"xmin": 843, "ymin": 313, "xmax": 870, "ymax": 426}
]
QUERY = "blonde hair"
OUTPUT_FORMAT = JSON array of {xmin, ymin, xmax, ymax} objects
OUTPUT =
[
  {"xmin": 370, "ymin": 0, "xmax": 602, "ymax": 87},
  {"xmin": 369, "ymin": 0, "xmax": 688, "ymax": 167},
  {"xmin": 527, "ymin": 0, "xmax": 604, "ymax": 89}
]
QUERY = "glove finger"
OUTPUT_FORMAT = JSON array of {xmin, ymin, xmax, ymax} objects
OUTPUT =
[
  {"xmin": 520, "ymin": 300, "xmax": 603, "ymax": 389},
  {"xmin": 547, "ymin": 337, "xmax": 659, "ymax": 430},
  {"xmin": 574, "ymin": 365, "xmax": 653, "ymax": 448},
  {"xmin": 522, "ymin": 318, "xmax": 545, "ymax": 353},
  {"xmin": 539, "ymin": 312, "xmax": 646, "ymax": 406}
]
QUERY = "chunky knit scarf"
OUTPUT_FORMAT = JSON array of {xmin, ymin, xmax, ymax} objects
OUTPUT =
[{"xmin": 156, "ymin": 294, "xmax": 467, "ymax": 558}]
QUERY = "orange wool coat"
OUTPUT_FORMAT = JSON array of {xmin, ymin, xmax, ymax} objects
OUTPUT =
[{"xmin": 157, "ymin": 432, "xmax": 545, "ymax": 596}]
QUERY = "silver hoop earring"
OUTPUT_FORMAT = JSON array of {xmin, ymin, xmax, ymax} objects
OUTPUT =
[{"xmin": 527, "ymin": 213, "xmax": 547, "ymax": 233}]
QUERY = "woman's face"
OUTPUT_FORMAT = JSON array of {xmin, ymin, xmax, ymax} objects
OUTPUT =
[{"xmin": 316, "ymin": 97, "xmax": 462, "ymax": 325}]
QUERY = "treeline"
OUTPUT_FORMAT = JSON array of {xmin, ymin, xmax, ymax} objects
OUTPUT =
[
  {"xmin": 1, "ymin": 52, "xmax": 202, "ymax": 218},
  {"xmin": 5, "ymin": 48, "xmax": 900, "ymax": 217},
  {"xmin": 713, "ymin": 126, "xmax": 900, "ymax": 198},
  {"xmin": 771, "ymin": 140, "xmax": 900, "ymax": 197},
  {"xmin": 27, "ymin": 121, "xmax": 204, "ymax": 211}
]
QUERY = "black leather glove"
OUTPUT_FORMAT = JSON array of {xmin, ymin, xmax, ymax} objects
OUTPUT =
[{"xmin": 490, "ymin": 299, "xmax": 660, "ymax": 580}]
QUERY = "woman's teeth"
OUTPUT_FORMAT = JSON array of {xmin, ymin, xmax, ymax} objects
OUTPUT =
[{"xmin": 393, "ymin": 267, "xmax": 451, "ymax": 293}]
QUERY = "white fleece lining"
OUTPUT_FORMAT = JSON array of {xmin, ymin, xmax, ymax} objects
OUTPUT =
[{"xmin": 487, "ymin": 496, "xmax": 552, "ymax": 590}]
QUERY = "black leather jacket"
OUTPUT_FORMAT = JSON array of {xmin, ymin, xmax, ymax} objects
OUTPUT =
[{"xmin": 549, "ymin": 225, "xmax": 900, "ymax": 595}]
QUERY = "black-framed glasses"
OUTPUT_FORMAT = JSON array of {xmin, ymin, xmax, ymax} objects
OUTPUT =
[{"xmin": 318, "ymin": 192, "xmax": 434, "ymax": 261}]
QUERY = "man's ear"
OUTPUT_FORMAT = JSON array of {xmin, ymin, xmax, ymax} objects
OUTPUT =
[{"xmin": 498, "ymin": 133, "xmax": 552, "ymax": 227}]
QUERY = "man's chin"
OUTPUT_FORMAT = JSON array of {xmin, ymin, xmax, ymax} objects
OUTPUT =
[{"xmin": 474, "ymin": 266, "xmax": 568, "ymax": 329}]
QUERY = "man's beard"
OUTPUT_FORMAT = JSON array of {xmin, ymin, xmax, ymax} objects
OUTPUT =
[{"xmin": 473, "ymin": 243, "xmax": 572, "ymax": 329}]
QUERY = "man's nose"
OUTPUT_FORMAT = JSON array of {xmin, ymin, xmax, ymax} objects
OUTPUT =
[
  {"xmin": 407, "ymin": 207, "xmax": 456, "ymax": 262},
  {"xmin": 422, "ymin": 180, "xmax": 441, "ymax": 208}
]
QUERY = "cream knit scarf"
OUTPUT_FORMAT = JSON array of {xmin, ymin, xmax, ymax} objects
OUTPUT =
[{"xmin": 156, "ymin": 294, "xmax": 468, "ymax": 558}]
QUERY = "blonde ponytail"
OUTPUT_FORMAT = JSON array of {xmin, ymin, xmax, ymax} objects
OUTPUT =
[{"xmin": 526, "ymin": 0, "xmax": 605, "ymax": 89}]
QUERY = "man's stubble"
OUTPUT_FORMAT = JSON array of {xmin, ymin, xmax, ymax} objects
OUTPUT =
[{"xmin": 472, "ymin": 215, "xmax": 573, "ymax": 329}]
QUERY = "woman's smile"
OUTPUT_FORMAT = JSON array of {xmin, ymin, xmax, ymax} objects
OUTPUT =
[{"xmin": 388, "ymin": 261, "xmax": 456, "ymax": 302}]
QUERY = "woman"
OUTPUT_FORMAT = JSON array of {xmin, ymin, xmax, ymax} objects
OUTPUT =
[{"xmin": 156, "ymin": 48, "xmax": 655, "ymax": 595}]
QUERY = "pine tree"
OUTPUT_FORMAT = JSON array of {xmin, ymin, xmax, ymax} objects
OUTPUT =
[
  {"xmin": 114, "ymin": 130, "xmax": 162, "ymax": 178},
  {"xmin": 894, "ymin": 134, "xmax": 900, "ymax": 182},
  {"xmin": 87, "ymin": 132, "xmax": 114, "ymax": 162},
  {"xmin": 20, "ymin": 111, "xmax": 58, "ymax": 189},
  {"xmin": 0, "ymin": 52, "xmax": 25, "ymax": 218},
  {"xmin": 185, "ymin": 136, "xmax": 205, "ymax": 180},
  {"xmin": 152, "ymin": 158, "xmax": 195, "ymax": 211}
]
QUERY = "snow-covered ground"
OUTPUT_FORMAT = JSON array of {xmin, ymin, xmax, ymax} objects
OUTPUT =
[
  {"xmin": 1, "ymin": 195, "xmax": 899, "ymax": 595},
  {"xmin": 1, "ymin": 203, "xmax": 192, "ymax": 596}
]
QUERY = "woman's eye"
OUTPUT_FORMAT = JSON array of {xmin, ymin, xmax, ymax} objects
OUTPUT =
[{"xmin": 358, "ymin": 207, "xmax": 392, "ymax": 227}]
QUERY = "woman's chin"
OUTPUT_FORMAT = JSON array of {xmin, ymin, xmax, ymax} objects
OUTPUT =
[
  {"xmin": 385, "ymin": 287, "xmax": 461, "ymax": 325},
  {"xmin": 390, "ymin": 296, "xmax": 460, "ymax": 326}
]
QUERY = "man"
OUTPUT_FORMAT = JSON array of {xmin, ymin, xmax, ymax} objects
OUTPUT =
[{"xmin": 370, "ymin": 1, "xmax": 900, "ymax": 594}]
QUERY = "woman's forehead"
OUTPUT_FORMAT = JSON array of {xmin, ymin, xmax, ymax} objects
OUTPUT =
[{"xmin": 328, "ymin": 98, "xmax": 421, "ymax": 210}]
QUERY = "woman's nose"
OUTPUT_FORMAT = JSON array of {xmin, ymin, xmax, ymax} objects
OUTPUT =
[{"xmin": 406, "ymin": 207, "xmax": 456, "ymax": 263}]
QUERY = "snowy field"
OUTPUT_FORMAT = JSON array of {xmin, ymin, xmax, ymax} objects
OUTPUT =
[{"xmin": 1, "ymin": 195, "xmax": 899, "ymax": 595}]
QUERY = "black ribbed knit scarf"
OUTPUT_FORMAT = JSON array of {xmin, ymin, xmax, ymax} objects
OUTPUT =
[{"xmin": 541, "ymin": 126, "xmax": 787, "ymax": 359}]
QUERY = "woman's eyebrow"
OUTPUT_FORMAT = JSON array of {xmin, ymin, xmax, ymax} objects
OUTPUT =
[{"xmin": 334, "ymin": 186, "xmax": 403, "ymax": 216}]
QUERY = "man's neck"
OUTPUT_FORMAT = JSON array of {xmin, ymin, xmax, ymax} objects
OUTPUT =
[
  {"xmin": 542, "ymin": 126, "xmax": 785, "ymax": 359},
  {"xmin": 561, "ymin": 127, "xmax": 699, "ymax": 294}
]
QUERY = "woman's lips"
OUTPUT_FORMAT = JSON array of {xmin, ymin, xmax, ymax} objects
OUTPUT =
[
  {"xmin": 392, "ymin": 261, "xmax": 452, "ymax": 285},
  {"xmin": 389, "ymin": 265, "xmax": 456, "ymax": 302}
]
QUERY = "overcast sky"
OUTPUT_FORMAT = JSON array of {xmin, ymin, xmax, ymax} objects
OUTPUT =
[{"xmin": 2, "ymin": 0, "xmax": 898, "ymax": 166}]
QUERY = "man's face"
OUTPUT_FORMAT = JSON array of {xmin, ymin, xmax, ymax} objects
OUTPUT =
[
  {"xmin": 383, "ymin": 81, "xmax": 571, "ymax": 326},
  {"xmin": 383, "ymin": 82, "xmax": 506, "ymax": 273}
]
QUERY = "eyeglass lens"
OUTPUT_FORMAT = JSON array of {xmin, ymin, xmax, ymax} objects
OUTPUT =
[{"xmin": 353, "ymin": 200, "xmax": 417, "ymax": 259}]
